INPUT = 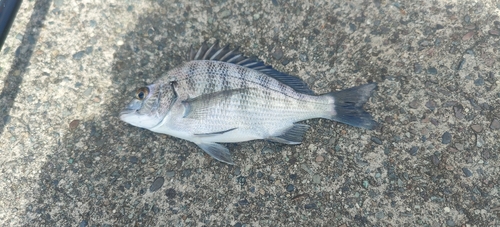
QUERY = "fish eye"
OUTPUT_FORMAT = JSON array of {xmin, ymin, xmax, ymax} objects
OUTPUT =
[{"xmin": 135, "ymin": 87, "xmax": 149, "ymax": 100}]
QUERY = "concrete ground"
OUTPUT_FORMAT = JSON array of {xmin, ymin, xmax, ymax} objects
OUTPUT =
[{"xmin": 1, "ymin": 0, "xmax": 499, "ymax": 226}]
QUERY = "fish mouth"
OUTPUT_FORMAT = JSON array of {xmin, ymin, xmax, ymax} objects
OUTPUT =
[{"xmin": 119, "ymin": 109, "xmax": 136, "ymax": 116}]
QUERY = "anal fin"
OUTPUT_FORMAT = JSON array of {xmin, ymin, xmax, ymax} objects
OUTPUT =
[
  {"xmin": 197, "ymin": 143, "xmax": 234, "ymax": 165},
  {"xmin": 267, "ymin": 123, "xmax": 310, "ymax": 145}
]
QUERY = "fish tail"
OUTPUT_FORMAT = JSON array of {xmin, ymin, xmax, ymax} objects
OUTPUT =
[{"xmin": 325, "ymin": 83, "xmax": 378, "ymax": 130}]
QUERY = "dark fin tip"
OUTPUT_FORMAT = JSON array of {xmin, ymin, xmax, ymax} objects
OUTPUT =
[{"xmin": 329, "ymin": 83, "xmax": 378, "ymax": 130}]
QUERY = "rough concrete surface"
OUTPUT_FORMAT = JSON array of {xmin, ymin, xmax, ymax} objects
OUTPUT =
[{"xmin": 0, "ymin": 0, "xmax": 499, "ymax": 226}]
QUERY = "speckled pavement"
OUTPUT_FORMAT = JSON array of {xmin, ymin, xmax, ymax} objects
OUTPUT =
[{"xmin": 0, "ymin": 0, "xmax": 499, "ymax": 226}]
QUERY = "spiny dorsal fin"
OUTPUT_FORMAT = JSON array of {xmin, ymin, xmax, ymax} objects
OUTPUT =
[{"xmin": 188, "ymin": 41, "xmax": 315, "ymax": 95}]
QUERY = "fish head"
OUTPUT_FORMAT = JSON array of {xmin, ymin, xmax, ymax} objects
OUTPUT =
[{"xmin": 119, "ymin": 83, "xmax": 176, "ymax": 129}]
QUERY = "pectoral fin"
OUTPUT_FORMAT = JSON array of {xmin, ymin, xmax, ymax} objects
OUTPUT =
[
  {"xmin": 194, "ymin": 128, "xmax": 237, "ymax": 136},
  {"xmin": 197, "ymin": 143, "xmax": 234, "ymax": 165},
  {"xmin": 182, "ymin": 89, "xmax": 249, "ymax": 119}
]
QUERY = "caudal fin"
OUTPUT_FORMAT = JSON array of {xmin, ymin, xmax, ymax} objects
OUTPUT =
[{"xmin": 327, "ymin": 83, "xmax": 378, "ymax": 130}]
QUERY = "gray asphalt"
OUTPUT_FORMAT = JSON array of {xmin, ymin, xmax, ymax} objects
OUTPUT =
[{"xmin": 0, "ymin": 0, "xmax": 499, "ymax": 226}]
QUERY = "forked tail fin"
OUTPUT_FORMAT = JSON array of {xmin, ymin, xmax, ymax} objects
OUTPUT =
[{"xmin": 326, "ymin": 83, "xmax": 378, "ymax": 130}]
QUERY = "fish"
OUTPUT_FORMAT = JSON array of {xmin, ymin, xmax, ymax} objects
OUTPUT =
[{"xmin": 119, "ymin": 41, "xmax": 378, "ymax": 165}]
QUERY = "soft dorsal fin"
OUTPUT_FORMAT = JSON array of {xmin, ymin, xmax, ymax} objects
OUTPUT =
[{"xmin": 187, "ymin": 41, "xmax": 315, "ymax": 95}]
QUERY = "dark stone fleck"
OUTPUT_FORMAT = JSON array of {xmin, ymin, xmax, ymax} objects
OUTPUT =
[
  {"xmin": 299, "ymin": 53, "xmax": 308, "ymax": 62},
  {"xmin": 165, "ymin": 188, "xmax": 176, "ymax": 199},
  {"xmin": 409, "ymin": 100, "xmax": 420, "ymax": 109},
  {"xmin": 470, "ymin": 125, "xmax": 483, "ymax": 133},
  {"xmin": 408, "ymin": 146, "xmax": 418, "ymax": 156},
  {"xmin": 414, "ymin": 63, "xmax": 422, "ymax": 74},
  {"xmin": 234, "ymin": 167, "xmax": 241, "ymax": 176},
  {"xmin": 425, "ymin": 100, "xmax": 436, "ymax": 111},
  {"xmin": 257, "ymin": 172, "xmax": 263, "ymax": 178},
  {"xmin": 442, "ymin": 132, "xmax": 452, "ymax": 144},
  {"xmin": 79, "ymin": 220, "xmax": 88, "ymax": 227},
  {"xmin": 489, "ymin": 30, "xmax": 500, "ymax": 36},
  {"xmin": 457, "ymin": 58, "xmax": 465, "ymax": 70},
  {"xmin": 289, "ymin": 174, "xmax": 297, "ymax": 180},
  {"xmin": 446, "ymin": 219, "xmax": 456, "ymax": 227},
  {"xmin": 432, "ymin": 155, "xmax": 440, "ymax": 166},
  {"xmin": 349, "ymin": 23, "xmax": 356, "ymax": 32},
  {"xmin": 286, "ymin": 184, "xmax": 295, "ymax": 192},
  {"xmin": 272, "ymin": 47, "xmax": 283, "ymax": 60},
  {"xmin": 150, "ymin": 177, "xmax": 164, "ymax": 192},
  {"xmin": 272, "ymin": 0, "xmax": 278, "ymax": 6},
  {"xmin": 371, "ymin": 136, "xmax": 382, "ymax": 145},
  {"xmin": 72, "ymin": 51, "xmax": 85, "ymax": 60},
  {"xmin": 464, "ymin": 15, "xmax": 471, "ymax": 23},
  {"xmin": 427, "ymin": 67, "xmax": 437, "ymax": 75},
  {"xmin": 234, "ymin": 223, "xmax": 243, "ymax": 227},
  {"xmin": 474, "ymin": 78, "xmax": 484, "ymax": 86},
  {"xmin": 436, "ymin": 24, "xmax": 444, "ymax": 29},
  {"xmin": 85, "ymin": 46, "xmax": 93, "ymax": 54},
  {"xmin": 237, "ymin": 176, "xmax": 246, "ymax": 186},
  {"xmin": 129, "ymin": 156, "xmax": 138, "ymax": 164},
  {"xmin": 462, "ymin": 168, "xmax": 472, "ymax": 177},
  {"xmin": 182, "ymin": 169, "xmax": 191, "ymax": 178},
  {"xmin": 281, "ymin": 58, "xmax": 290, "ymax": 66},
  {"xmin": 490, "ymin": 119, "xmax": 500, "ymax": 130},
  {"xmin": 69, "ymin": 120, "xmax": 80, "ymax": 130},
  {"xmin": 238, "ymin": 199, "xmax": 249, "ymax": 206},
  {"xmin": 304, "ymin": 203, "xmax": 317, "ymax": 209}
]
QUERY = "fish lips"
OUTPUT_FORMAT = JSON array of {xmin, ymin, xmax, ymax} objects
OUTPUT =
[{"xmin": 119, "ymin": 99, "xmax": 143, "ymax": 124}]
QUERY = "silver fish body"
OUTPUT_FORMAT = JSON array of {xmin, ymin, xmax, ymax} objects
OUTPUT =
[{"xmin": 120, "ymin": 41, "xmax": 378, "ymax": 164}]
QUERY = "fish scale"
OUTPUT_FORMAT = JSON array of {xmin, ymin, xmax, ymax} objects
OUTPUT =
[{"xmin": 120, "ymin": 41, "xmax": 378, "ymax": 165}]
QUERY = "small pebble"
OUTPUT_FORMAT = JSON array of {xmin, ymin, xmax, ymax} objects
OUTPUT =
[
  {"xmin": 462, "ymin": 31, "xmax": 474, "ymax": 41},
  {"xmin": 371, "ymin": 136, "xmax": 382, "ymax": 145},
  {"xmin": 427, "ymin": 67, "xmax": 438, "ymax": 75},
  {"xmin": 150, "ymin": 177, "xmax": 164, "ymax": 192},
  {"xmin": 72, "ymin": 51, "xmax": 85, "ymax": 60},
  {"xmin": 464, "ymin": 15, "xmax": 471, "ymax": 23},
  {"xmin": 471, "ymin": 124, "xmax": 482, "ymax": 133},
  {"xmin": 489, "ymin": 30, "xmax": 500, "ymax": 36},
  {"xmin": 165, "ymin": 188, "xmax": 176, "ymax": 199},
  {"xmin": 315, "ymin": 155, "xmax": 324, "ymax": 162},
  {"xmin": 414, "ymin": 63, "xmax": 422, "ymax": 74},
  {"xmin": 69, "ymin": 120, "xmax": 80, "ymax": 130},
  {"xmin": 375, "ymin": 211, "xmax": 385, "ymax": 219},
  {"xmin": 238, "ymin": 199, "xmax": 249, "ymax": 206},
  {"xmin": 312, "ymin": 175, "xmax": 321, "ymax": 184},
  {"xmin": 442, "ymin": 132, "xmax": 451, "ymax": 144},
  {"xmin": 286, "ymin": 184, "xmax": 295, "ymax": 192},
  {"xmin": 304, "ymin": 203, "xmax": 317, "ymax": 209},
  {"xmin": 299, "ymin": 53, "xmax": 308, "ymax": 62},
  {"xmin": 79, "ymin": 220, "xmax": 88, "ymax": 227},
  {"xmin": 425, "ymin": 100, "xmax": 436, "ymax": 111},
  {"xmin": 409, "ymin": 100, "xmax": 420, "ymax": 109},
  {"xmin": 490, "ymin": 119, "xmax": 500, "ymax": 130},
  {"xmin": 166, "ymin": 171, "xmax": 175, "ymax": 178},
  {"xmin": 408, "ymin": 146, "xmax": 418, "ymax": 156},
  {"xmin": 474, "ymin": 78, "xmax": 484, "ymax": 86},
  {"xmin": 432, "ymin": 155, "xmax": 440, "ymax": 166},
  {"xmin": 272, "ymin": 47, "xmax": 283, "ymax": 60},
  {"xmin": 220, "ymin": 10, "xmax": 232, "ymax": 19},
  {"xmin": 457, "ymin": 58, "xmax": 465, "ymax": 70},
  {"xmin": 462, "ymin": 168, "xmax": 472, "ymax": 177}
]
